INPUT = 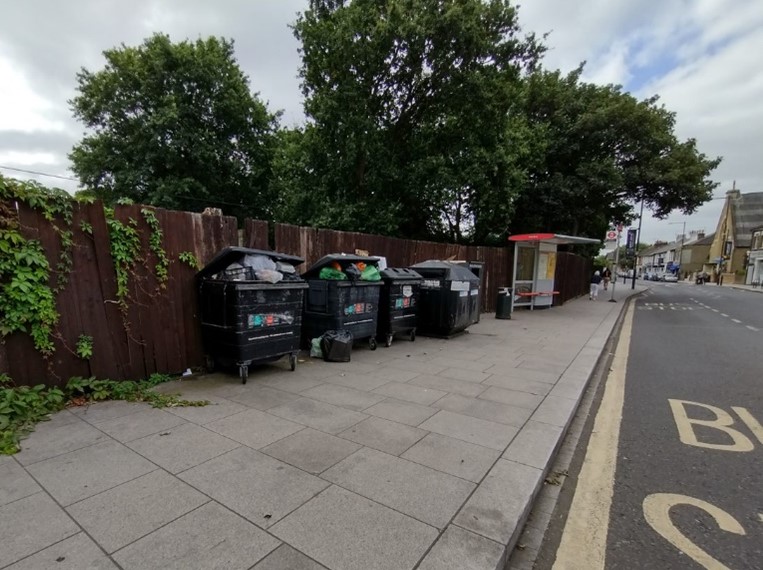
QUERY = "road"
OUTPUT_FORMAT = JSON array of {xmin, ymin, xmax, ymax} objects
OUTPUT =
[{"xmin": 547, "ymin": 282, "xmax": 763, "ymax": 570}]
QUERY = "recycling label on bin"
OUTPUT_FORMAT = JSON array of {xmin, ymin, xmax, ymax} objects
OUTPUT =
[
  {"xmin": 394, "ymin": 297, "xmax": 415, "ymax": 309},
  {"xmin": 421, "ymin": 279, "xmax": 440, "ymax": 289},
  {"xmin": 470, "ymin": 289, "xmax": 479, "ymax": 296},
  {"xmin": 248, "ymin": 311, "xmax": 294, "ymax": 328},
  {"xmin": 344, "ymin": 302, "xmax": 375, "ymax": 316},
  {"xmin": 402, "ymin": 285, "xmax": 413, "ymax": 297},
  {"xmin": 451, "ymin": 281, "xmax": 470, "ymax": 292}
]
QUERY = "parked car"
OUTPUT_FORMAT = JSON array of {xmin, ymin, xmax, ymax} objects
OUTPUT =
[{"xmin": 663, "ymin": 273, "xmax": 678, "ymax": 283}]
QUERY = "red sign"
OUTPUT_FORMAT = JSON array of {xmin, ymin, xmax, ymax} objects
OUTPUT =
[{"xmin": 508, "ymin": 233, "xmax": 555, "ymax": 242}]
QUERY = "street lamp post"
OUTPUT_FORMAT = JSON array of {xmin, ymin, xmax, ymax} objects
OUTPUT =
[{"xmin": 631, "ymin": 198, "xmax": 644, "ymax": 290}]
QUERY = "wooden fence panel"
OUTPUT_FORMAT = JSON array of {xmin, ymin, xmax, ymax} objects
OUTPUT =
[{"xmin": 243, "ymin": 219, "xmax": 269, "ymax": 249}]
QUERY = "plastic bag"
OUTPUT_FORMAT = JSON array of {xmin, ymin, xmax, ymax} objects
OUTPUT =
[
  {"xmin": 310, "ymin": 337, "xmax": 323, "ymax": 358},
  {"xmin": 345, "ymin": 264, "xmax": 362, "ymax": 280},
  {"xmin": 320, "ymin": 330, "xmax": 353, "ymax": 362},
  {"xmin": 319, "ymin": 267, "xmax": 346, "ymax": 280},
  {"xmin": 242, "ymin": 254, "xmax": 276, "ymax": 271},
  {"xmin": 255, "ymin": 269, "xmax": 283, "ymax": 283},
  {"xmin": 360, "ymin": 265, "xmax": 382, "ymax": 281},
  {"xmin": 276, "ymin": 261, "xmax": 296, "ymax": 274}
]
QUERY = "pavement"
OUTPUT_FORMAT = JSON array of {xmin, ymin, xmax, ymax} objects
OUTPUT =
[{"xmin": 0, "ymin": 284, "xmax": 645, "ymax": 570}]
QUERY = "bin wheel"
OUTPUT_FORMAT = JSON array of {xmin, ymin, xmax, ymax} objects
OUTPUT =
[
  {"xmin": 385, "ymin": 334, "xmax": 393, "ymax": 348},
  {"xmin": 369, "ymin": 337, "xmax": 378, "ymax": 351},
  {"xmin": 289, "ymin": 353, "xmax": 297, "ymax": 372},
  {"xmin": 239, "ymin": 365, "xmax": 248, "ymax": 385},
  {"xmin": 409, "ymin": 329, "xmax": 416, "ymax": 342}
]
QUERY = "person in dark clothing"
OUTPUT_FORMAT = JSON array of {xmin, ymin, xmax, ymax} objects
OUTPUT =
[{"xmin": 590, "ymin": 270, "xmax": 602, "ymax": 300}]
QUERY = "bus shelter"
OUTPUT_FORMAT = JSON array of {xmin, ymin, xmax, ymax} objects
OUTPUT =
[{"xmin": 508, "ymin": 233, "xmax": 600, "ymax": 311}]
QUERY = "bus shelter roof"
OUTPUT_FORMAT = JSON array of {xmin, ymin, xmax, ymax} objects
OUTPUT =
[{"xmin": 508, "ymin": 233, "xmax": 600, "ymax": 245}]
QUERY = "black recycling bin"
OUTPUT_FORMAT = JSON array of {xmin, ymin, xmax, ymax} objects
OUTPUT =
[
  {"xmin": 378, "ymin": 268, "xmax": 423, "ymax": 347},
  {"xmin": 197, "ymin": 247, "xmax": 308, "ymax": 384},
  {"xmin": 301, "ymin": 254, "xmax": 383, "ymax": 351},
  {"xmin": 495, "ymin": 287, "xmax": 513, "ymax": 319},
  {"xmin": 455, "ymin": 261, "xmax": 484, "ymax": 323},
  {"xmin": 410, "ymin": 260, "xmax": 480, "ymax": 337}
]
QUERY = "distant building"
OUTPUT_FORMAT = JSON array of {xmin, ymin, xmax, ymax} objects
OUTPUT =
[
  {"xmin": 707, "ymin": 188, "xmax": 763, "ymax": 283},
  {"xmin": 748, "ymin": 226, "xmax": 763, "ymax": 285}
]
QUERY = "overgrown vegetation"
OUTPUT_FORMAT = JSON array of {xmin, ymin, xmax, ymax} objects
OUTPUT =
[
  {"xmin": 1, "ymin": 373, "xmax": 207, "ymax": 455},
  {"xmin": 76, "ymin": 334, "xmax": 93, "ymax": 359},
  {"xmin": 104, "ymin": 207, "xmax": 142, "ymax": 309},
  {"xmin": 141, "ymin": 208, "xmax": 169, "ymax": 288},
  {"xmin": 178, "ymin": 251, "xmax": 200, "ymax": 270}
]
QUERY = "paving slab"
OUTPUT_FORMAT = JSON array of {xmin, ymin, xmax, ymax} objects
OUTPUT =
[
  {"xmin": 454, "ymin": 459, "xmax": 543, "ymax": 545},
  {"xmin": 267, "ymin": 397, "xmax": 367, "ymax": 434},
  {"xmin": 338, "ymin": 416, "xmax": 427, "ymax": 455},
  {"xmin": 418, "ymin": 525, "xmax": 506, "ymax": 570},
  {"xmin": 252, "ymin": 375, "xmax": 326, "ymax": 394},
  {"xmin": 387, "ymin": 358, "xmax": 447, "ymax": 375},
  {"xmin": 485, "ymin": 367, "xmax": 559, "ymax": 385},
  {"xmin": 5, "ymin": 532, "xmax": 117, "ymax": 570},
  {"xmin": 478, "ymin": 386, "xmax": 545, "ymax": 410},
  {"xmin": 26, "ymin": 440, "xmax": 156, "ymax": 506},
  {"xmin": 429, "ymin": 356, "xmax": 494, "ymax": 373},
  {"xmin": 432, "ymin": 393, "xmax": 532, "ymax": 427},
  {"xmin": 482, "ymin": 375, "xmax": 554, "ymax": 396},
  {"xmin": 67, "ymin": 469, "xmax": 208, "ymax": 552},
  {"xmin": 322, "ymin": 372, "xmax": 393, "ymax": 391},
  {"xmin": 437, "ymin": 366, "xmax": 491, "ymax": 383},
  {"xmin": 302, "ymin": 382, "xmax": 387, "ymax": 411},
  {"xmin": 530, "ymin": 394, "xmax": 580, "ymax": 428},
  {"xmin": 92, "ymin": 408, "xmax": 187, "ymax": 443},
  {"xmin": 323, "ymin": 447, "xmax": 475, "ymax": 528},
  {"xmin": 0, "ymin": 492, "xmax": 79, "ymax": 567},
  {"xmin": 113, "ymin": 501, "xmax": 280, "ymax": 570},
  {"xmin": 261, "ymin": 428, "xmax": 361, "ymax": 474},
  {"xmin": 165, "ymin": 396, "xmax": 248, "ymax": 423},
  {"xmin": 127, "ymin": 422, "xmax": 240, "ymax": 473},
  {"xmin": 401, "ymin": 432, "xmax": 501, "ymax": 483},
  {"xmin": 408, "ymin": 373, "xmax": 487, "ymax": 398},
  {"xmin": 70, "ymin": 400, "xmax": 149, "ymax": 423},
  {"xmin": 222, "ymin": 385, "xmax": 301, "ymax": 411},
  {"xmin": 372, "ymin": 381, "xmax": 447, "ymax": 406},
  {"xmin": 272, "ymin": 485, "xmax": 438, "ymax": 570},
  {"xmin": 419, "ymin": 410, "xmax": 518, "ymax": 451},
  {"xmin": 254, "ymin": 544, "xmax": 328, "ymax": 569},
  {"xmin": 179, "ymin": 446, "xmax": 329, "ymax": 527},
  {"xmin": 204, "ymin": 408, "xmax": 304, "ymax": 449},
  {"xmin": 502, "ymin": 420, "xmax": 564, "ymax": 470},
  {"xmin": 0, "ymin": 456, "xmax": 40, "ymax": 506},
  {"xmin": 363, "ymin": 398, "xmax": 438, "ymax": 426},
  {"xmin": 14, "ymin": 416, "xmax": 109, "ymax": 466}
]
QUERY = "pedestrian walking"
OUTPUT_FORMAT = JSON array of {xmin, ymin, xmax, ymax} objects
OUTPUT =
[
  {"xmin": 602, "ymin": 267, "xmax": 612, "ymax": 291},
  {"xmin": 590, "ymin": 270, "xmax": 602, "ymax": 300}
]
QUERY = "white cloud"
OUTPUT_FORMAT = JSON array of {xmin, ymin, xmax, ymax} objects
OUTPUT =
[{"xmin": 0, "ymin": 57, "xmax": 66, "ymax": 132}]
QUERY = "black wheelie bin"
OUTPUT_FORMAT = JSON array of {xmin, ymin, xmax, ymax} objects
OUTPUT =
[
  {"xmin": 197, "ymin": 247, "xmax": 308, "ymax": 384},
  {"xmin": 409, "ymin": 260, "xmax": 480, "ymax": 337},
  {"xmin": 377, "ymin": 268, "xmax": 423, "ymax": 347},
  {"xmin": 301, "ymin": 254, "xmax": 383, "ymax": 350},
  {"xmin": 455, "ymin": 261, "xmax": 484, "ymax": 323}
]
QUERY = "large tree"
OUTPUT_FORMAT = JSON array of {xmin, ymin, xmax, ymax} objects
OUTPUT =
[
  {"xmin": 508, "ymin": 68, "xmax": 722, "ymax": 241},
  {"xmin": 287, "ymin": 0, "xmax": 543, "ymax": 240},
  {"xmin": 69, "ymin": 34, "xmax": 279, "ymax": 219}
]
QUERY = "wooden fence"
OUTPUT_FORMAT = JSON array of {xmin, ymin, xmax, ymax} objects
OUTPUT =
[
  {"xmin": 1, "ymin": 202, "xmax": 242, "ymax": 387},
  {"xmin": 2, "ymin": 201, "xmax": 591, "ymax": 387}
]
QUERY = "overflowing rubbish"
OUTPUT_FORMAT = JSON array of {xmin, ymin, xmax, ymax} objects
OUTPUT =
[{"xmin": 320, "ymin": 330, "xmax": 353, "ymax": 362}]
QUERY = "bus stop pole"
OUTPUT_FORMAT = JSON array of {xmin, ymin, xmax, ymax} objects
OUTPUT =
[{"xmin": 609, "ymin": 229, "xmax": 621, "ymax": 302}]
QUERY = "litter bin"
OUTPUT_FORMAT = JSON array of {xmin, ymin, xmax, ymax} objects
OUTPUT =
[
  {"xmin": 455, "ymin": 261, "xmax": 484, "ymax": 324},
  {"xmin": 378, "ymin": 268, "xmax": 423, "ymax": 347},
  {"xmin": 301, "ymin": 254, "xmax": 383, "ymax": 351},
  {"xmin": 495, "ymin": 287, "xmax": 513, "ymax": 319},
  {"xmin": 409, "ymin": 260, "xmax": 480, "ymax": 337},
  {"xmin": 197, "ymin": 247, "xmax": 308, "ymax": 384}
]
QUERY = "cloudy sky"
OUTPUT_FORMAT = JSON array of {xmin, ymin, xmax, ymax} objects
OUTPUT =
[{"xmin": 1, "ymin": 0, "xmax": 761, "ymax": 244}]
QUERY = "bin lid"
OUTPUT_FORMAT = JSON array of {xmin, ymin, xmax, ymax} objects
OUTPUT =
[
  {"xmin": 302, "ymin": 253, "xmax": 380, "ymax": 279},
  {"xmin": 197, "ymin": 247, "xmax": 305, "ymax": 279},
  {"xmin": 380, "ymin": 268, "xmax": 423, "ymax": 281},
  {"xmin": 409, "ymin": 260, "xmax": 480, "ymax": 282}
]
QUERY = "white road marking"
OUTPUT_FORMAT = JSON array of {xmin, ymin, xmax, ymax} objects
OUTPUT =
[
  {"xmin": 747, "ymin": 326, "xmax": 760, "ymax": 332},
  {"xmin": 552, "ymin": 303, "xmax": 635, "ymax": 569},
  {"xmin": 721, "ymin": 313, "xmax": 729, "ymax": 317},
  {"xmin": 731, "ymin": 319, "xmax": 742, "ymax": 324},
  {"xmin": 712, "ymin": 309, "xmax": 719, "ymax": 313}
]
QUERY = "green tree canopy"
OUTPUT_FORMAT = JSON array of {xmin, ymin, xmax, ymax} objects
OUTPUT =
[
  {"xmin": 504, "ymin": 67, "xmax": 721, "ymax": 241},
  {"xmin": 69, "ymin": 34, "xmax": 279, "ymax": 220},
  {"xmin": 285, "ymin": 0, "xmax": 543, "ymax": 241}
]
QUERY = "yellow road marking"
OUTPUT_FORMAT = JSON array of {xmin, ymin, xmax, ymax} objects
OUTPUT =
[{"xmin": 552, "ymin": 302, "xmax": 634, "ymax": 570}]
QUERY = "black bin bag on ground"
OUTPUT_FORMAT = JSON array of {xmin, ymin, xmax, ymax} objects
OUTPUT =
[{"xmin": 320, "ymin": 330, "xmax": 353, "ymax": 362}]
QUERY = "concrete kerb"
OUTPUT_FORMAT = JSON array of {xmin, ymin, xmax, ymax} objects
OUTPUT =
[{"xmin": 493, "ymin": 289, "xmax": 644, "ymax": 570}]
